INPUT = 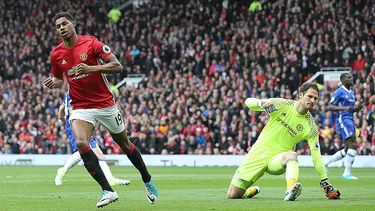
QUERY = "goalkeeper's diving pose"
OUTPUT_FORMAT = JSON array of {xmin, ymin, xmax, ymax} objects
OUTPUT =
[{"xmin": 227, "ymin": 82, "xmax": 340, "ymax": 201}]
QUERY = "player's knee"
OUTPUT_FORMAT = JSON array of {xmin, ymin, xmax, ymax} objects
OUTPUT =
[
  {"xmin": 110, "ymin": 131, "xmax": 130, "ymax": 146},
  {"xmin": 75, "ymin": 138, "xmax": 90, "ymax": 149},
  {"xmin": 348, "ymin": 144, "xmax": 357, "ymax": 151},
  {"xmin": 283, "ymin": 151, "xmax": 298, "ymax": 160},
  {"xmin": 345, "ymin": 138, "xmax": 357, "ymax": 150},
  {"xmin": 281, "ymin": 151, "xmax": 298, "ymax": 167},
  {"xmin": 348, "ymin": 142, "xmax": 357, "ymax": 150},
  {"xmin": 120, "ymin": 139, "xmax": 133, "ymax": 151}
]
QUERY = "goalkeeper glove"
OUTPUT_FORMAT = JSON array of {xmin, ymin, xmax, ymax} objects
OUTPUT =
[
  {"xmin": 258, "ymin": 100, "xmax": 278, "ymax": 114},
  {"xmin": 320, "ymin": 179, "xmax": 341, "ymax": 199}
]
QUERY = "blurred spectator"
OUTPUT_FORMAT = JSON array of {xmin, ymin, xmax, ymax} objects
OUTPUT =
[{"xmin": 320, "ymin": 136, "xmax": 337, "ymax": 155}]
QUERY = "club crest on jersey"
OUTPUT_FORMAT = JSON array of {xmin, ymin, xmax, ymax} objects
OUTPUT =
[
  {"xmin": 80, "ymin": 52, "xmax": 88, "ymax": 61},
  {"xmin": 296, "ymin": 124, "xmax": 303, "ymax": 131}
]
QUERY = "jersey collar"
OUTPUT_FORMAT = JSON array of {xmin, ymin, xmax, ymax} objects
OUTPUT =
[{"xmin": 341, "ymin": 86, "xmax": 352, "ymax": 93}]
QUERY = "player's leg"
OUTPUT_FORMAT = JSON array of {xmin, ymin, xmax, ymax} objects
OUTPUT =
[
  {"xmin": 227, "ymin": 147, "xmax": 266, "ymax": 199},
  {"xmin": 342, "ymin": 135, "xmax": 357, "ymax": 179},
  {"xmin": 95, "ymin": 106, "xmax": 157, "ymax": 204},
  {"xmin": 267, "ymin": 151, "xmax": 302, "ymax": 201},
  {"xmin": 326, "ymin": 123, "xmax": 357, "ymax": 179},
  {"xmin": 91, "ymin": 140, "xmax": 131, "ymax": 186},
  {"xmin": 325, "ymin": 127, "xmax": 347, "ymax": 169},
  {"xmin": 70, "ymin": 111, "xmax": 118, "ymax": 208},
  {"xmin": 55, "ymin": 128, "xmax": 82, "ymax": 185},
  {"xmin": 324, "ymin": 148, "xmax": 346, "ymax": 174},
  {"xmin": 227, "ymin": 184, "xmax": 260, "ymax": 199}
]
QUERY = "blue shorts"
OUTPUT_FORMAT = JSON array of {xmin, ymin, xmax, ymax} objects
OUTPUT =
[
  {"xmin": 337, "ymin": 121, "xmax": 356, "ymax": 141},
  {"xmin": 66, "ymin": 126, "xmax": 97, "ymax": 152}
]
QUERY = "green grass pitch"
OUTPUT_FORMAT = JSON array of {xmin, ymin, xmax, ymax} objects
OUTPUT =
[{"xmin": 0, "ymin": 166, "xmax": 374, "ymax": 211}]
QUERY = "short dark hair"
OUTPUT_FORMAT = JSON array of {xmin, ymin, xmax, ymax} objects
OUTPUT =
[
  {"xmin": 299, "ymin": 82, "xmax": 319, "ymax": 94},
  {"xmin": 53, "ymin": 12, "xmax": 74, "ymax": 24}
]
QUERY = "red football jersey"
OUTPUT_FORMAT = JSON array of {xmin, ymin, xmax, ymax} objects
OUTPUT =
[{"xmin": 51, "ymin": 35, "xmax": 116, "ymax": 109}]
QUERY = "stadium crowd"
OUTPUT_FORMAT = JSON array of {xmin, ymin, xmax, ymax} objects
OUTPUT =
[{"xmin": 1, "ymin": 0, "xmax": 375, "ymax": 156}]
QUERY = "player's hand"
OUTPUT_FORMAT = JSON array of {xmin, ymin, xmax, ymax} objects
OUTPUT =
[
  {"xmin": 76, "ymin": 63, "xmax": 93, "ymax": 74},
  {"xmin": 43, "ymin": 76, "xmax": 54, "ymax": 89},
  {"xmin": 58, "ymin": 117, "xmax": 66, "ymax": 127},
  {"xmin": 258, "ymin": 100, "xmax": 278, "ymax": 114},
  {"xmin": 320, "ymin": 179, "xmax": 341, "ymax": 199},
  {"xmin": 354, "ymin": 103, "xmax": 363, "ymax": 111},
  {"xmin": 348, "ymin": 103, "xmax": 363, "ymax": 113}
]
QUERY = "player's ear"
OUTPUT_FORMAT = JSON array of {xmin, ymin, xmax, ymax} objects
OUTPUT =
[
  {"xmin": 72, "ymin": 21, "xmax": 76, "ymax": 27},
  {"xmin": 299, "ymin": 92, "xmax": 304, "ymax": 99}
]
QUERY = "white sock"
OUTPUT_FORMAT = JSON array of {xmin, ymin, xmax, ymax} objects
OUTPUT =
[
  {"xmin": 343, "ymin": 149, "xmax": 356, "ymax": 176},
  {"xmin": 62, "ymin": 151, "xmax": 82, "ymax": 173},
  {"xmin": 325, "ymin": 149, "xmax": 346, "ymax": 166},
  {"xmin": 99, "ymin": 160, "xmax": 115, "ymax": 181}
]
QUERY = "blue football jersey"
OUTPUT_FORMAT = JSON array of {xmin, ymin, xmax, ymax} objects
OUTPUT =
[{"xmin": 329, "ymin": 86, "xmax": 355, "ymax": 121}]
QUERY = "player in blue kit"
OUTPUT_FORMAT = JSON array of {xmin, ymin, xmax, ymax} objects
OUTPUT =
[
  {"xmin": 325, "ymin": 73, "xmax": 362, "ymax": 179},
  {"xmin": 55, "ymin": 91, "xmax": 131, "ymax": 186}
]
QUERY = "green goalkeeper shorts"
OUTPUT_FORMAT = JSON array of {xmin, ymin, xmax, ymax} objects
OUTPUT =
[{"xmin": 231, "ymin": 145, "xmax": 289, "ymax": 190}]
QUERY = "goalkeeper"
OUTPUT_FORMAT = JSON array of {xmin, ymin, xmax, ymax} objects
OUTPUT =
[{"xmin": 227, "ymin": 82, "xmax": 340, "ymax": 201}]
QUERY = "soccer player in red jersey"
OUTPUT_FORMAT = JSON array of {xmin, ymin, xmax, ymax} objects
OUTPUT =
[{"xmin": 43, "ymin": 12, "xmax": 158, "ymax": 208}]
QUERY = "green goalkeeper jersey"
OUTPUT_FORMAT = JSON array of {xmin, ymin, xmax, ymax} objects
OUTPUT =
[{"xmin": 246, "ymin": 98, "xmax": 328, "ymax": 180}]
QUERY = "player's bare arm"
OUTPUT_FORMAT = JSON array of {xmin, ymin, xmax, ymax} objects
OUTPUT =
[
  {"xmin": 76, "ymin": 54, "xmax": 122, "ymax": 74},
  {"xmin": 58, "ymin": 104, "xmax": 66, "ymax": 125},
  {"xmin": 327, "ymin": 103, "xmax": 362, "ymax": 113},
  {"xmin": 43, "ymin": 76, "xmax": 64, "ymax": 89}
]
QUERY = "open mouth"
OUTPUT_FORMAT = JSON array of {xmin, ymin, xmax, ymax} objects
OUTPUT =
[{"xmin": 61, "ymin": 31, "xmax": 68, "ymax": 36}]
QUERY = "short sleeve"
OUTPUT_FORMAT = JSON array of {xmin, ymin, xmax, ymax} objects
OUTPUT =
[
  {"xmin": 92, "ymin": 38, "xmax": 112, "ymax": 61},
  {"xmin": 329, "ymin": 90, "xmax": 341, "ymax": 105}
]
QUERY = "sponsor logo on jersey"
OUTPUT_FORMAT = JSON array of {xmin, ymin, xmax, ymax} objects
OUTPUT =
[
  {"xmin": 276, "ymin": 116, "xmax": 297, "ymax": 137},
  {"xmin": 67, "ymin": 66, "xmax": 78, "ymax": 75},
  {"xmin": 296, "ymin": 124, "xmax": 303, "ymax": 131},
  {"xmin": 70, "ymin": 73, "xmax": 91, "ymax": 81},
  {"xmin": 67, "ymin": 66, "xmax": 91, "ymax": 80}
]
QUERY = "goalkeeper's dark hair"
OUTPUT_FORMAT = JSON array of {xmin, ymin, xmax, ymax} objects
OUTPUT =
[
  {"xmin": 53, "ymin": 12, "xmax": 75, "ymax": 24},
  {"xmin": 299, "ymin": 82, "xmax": 319, "ymax": 94}
]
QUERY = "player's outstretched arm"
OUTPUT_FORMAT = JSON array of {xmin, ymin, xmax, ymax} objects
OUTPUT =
[
  {"xmin": 43, "ymin": 76, "xmax": 63, "ymax": 89},
  {"xmin": 245, "ymin": 98, "xmax": 278, "ymax": 113},
  {"xmin": 308, "ymin": 135, "xmax": 340, "ymax": 199}
]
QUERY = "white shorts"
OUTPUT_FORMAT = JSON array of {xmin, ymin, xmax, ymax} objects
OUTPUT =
[{"xmin": 70, "ymin": 106, "xmax": 125, "ymax": 134}]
